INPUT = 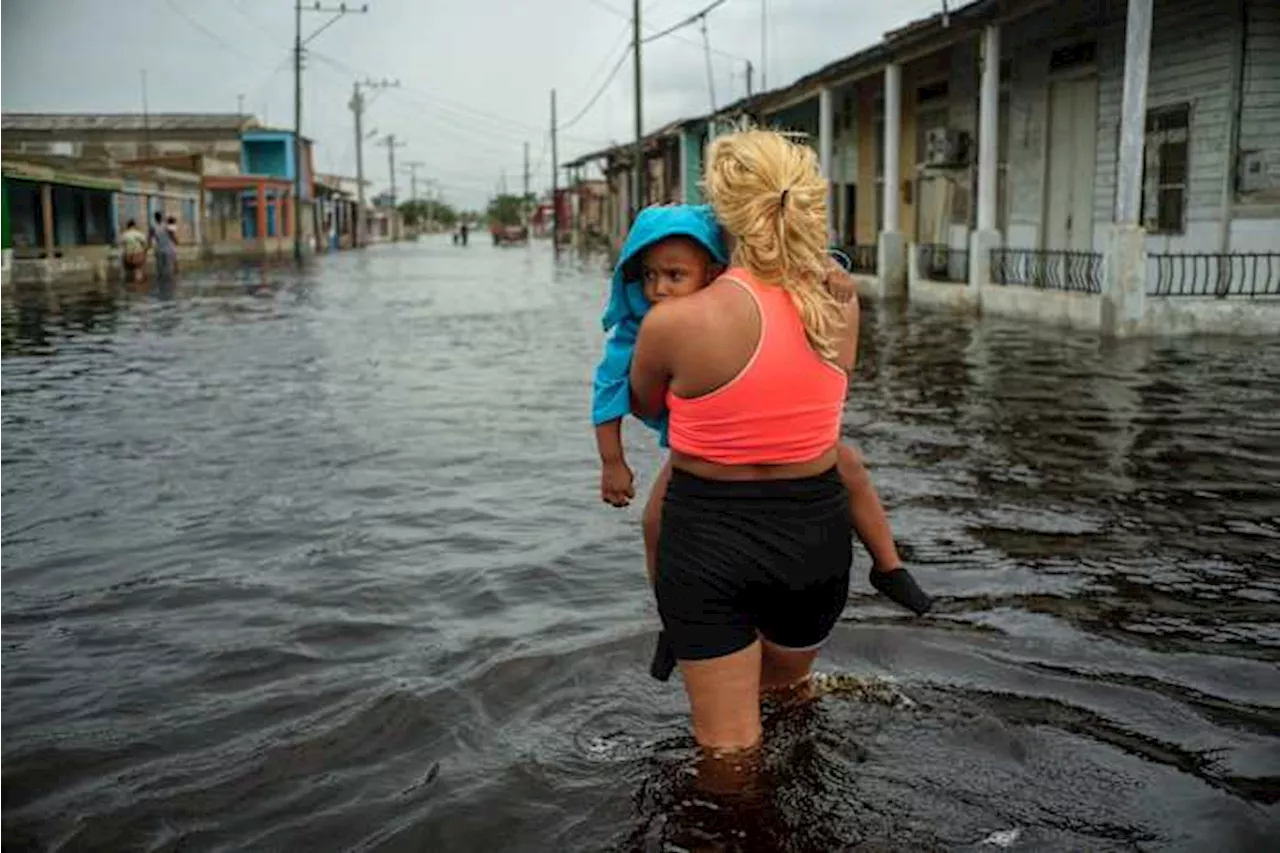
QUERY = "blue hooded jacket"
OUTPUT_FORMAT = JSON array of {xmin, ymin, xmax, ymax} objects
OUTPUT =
[{"xmin": 590, "ymin": 204, "xmax": 729, "ymax": 446}]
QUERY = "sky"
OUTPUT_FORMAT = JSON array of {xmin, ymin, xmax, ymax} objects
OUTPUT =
[{"xmin": 3, "ymin": 0, "xmax": 945, "ymax": 210}]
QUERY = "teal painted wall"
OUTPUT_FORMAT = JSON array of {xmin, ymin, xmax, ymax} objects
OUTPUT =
[{"xmin": 682, "ymin": 126, "xmax": 707, "ymax": 204}]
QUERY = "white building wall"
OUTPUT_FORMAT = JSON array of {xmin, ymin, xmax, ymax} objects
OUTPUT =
[
  {"xmin": 1001, "ymin": 0, "xmax": 1252, "ymax": 254},
  {"xmin": 1231, "ymin": 0, "xmax": 1280, "ymax": 250}
]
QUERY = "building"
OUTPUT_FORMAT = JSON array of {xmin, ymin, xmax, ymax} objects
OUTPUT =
[
  {"xmin": 562, "ymin": 178, "xmax": 610, "ymax": 250},
  {"xmin": 1, "ymin": 112, "xmax": 256, "ymax": 170},
  {"xmin": 2, "ymin": 113, "xmax": 322, "ymax": 265},
  {"xmin": 566, "ymin": 0, "xmax": 1280, "ymax": 335},
  {"xmin": 314, "ymin": 174, "xmax": 361, "ymax": 251},
  {"xmin": 2, "ymin": 157, "xmax": 121, "ymax": 284}
]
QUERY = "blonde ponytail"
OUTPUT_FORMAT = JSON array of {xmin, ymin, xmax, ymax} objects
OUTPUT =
[{"xmin": 703, "ymin": 129, "xmax": 844, "ymax": 363}]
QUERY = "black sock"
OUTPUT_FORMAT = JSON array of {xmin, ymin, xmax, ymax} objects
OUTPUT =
[
  {"xmin": 649, "ymin": 631, "xmax": 677, "ymax": 682},
  {"xmin": 869, "ymin": 567, "xmax": 933, "ymax": 615}
]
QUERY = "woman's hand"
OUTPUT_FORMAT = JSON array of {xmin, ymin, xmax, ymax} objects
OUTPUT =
[
  {"xmin": 601, "ymin": 459, "xmax": 636, "ymax": 507},
  {"xmin": 823, "ymin": 262, "xmax": 857, "ymax": 304}
]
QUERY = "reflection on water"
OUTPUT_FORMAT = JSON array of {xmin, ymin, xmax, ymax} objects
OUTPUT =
[{"xmin": 3, "ymin": 240, "xmax": 1278, "ymax": 852}]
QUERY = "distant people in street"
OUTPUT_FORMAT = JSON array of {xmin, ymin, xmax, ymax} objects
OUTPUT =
[
  {"xmin": 460, "ymin": 221, "xmax": 469, "ymax": 246},
  {"xmin": 166, "ymin": 215, "xmax": 181, "ymax": 274},
  {"xmin": 149, "ymin": 211, "xmax": 177, "ymax": 281},
  {"xmin": 120, "ymin": 219, "xmax": 147, "ymax": 283}
]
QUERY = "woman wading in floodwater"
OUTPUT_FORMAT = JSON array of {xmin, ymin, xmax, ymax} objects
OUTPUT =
[{"xmin": 630, "ymin": 128, "xmax": 875, "ymax": 772}]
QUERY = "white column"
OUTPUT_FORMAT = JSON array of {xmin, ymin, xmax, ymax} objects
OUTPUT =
[
  {"xmin": 1115, "ymin": 0, "xmax": 1153, "ymax": 225},
  {"xmin": 878, "ymin": 62, "xmax": 907, "ymax": 298},
  {"xmin": 977, "ymin": 25, "xmax": 1001, "ymax": 232},
  {"xmin": 818, "ymin": 86, "xmax": 834, "ymax": 240},
  {"xmin": 882, "ymin": 63, "xmax": 902, "ymax": 233},
  {"xmin": 1104, "ymin": 0, "xmax": 1153, "ymax": 337}
]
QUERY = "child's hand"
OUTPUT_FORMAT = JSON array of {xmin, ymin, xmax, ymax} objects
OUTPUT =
[
  {"xmin": 824, "ymin": 263, "xmax": 857, "ymax": 304},
  {"xmin": 601, "ymin": 460, "xmax": 636, "ymax": 507}
]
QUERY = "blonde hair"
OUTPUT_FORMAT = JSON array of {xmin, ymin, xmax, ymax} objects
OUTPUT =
[{"xmin": 703, "ymin": 128, "xmax": 844, "ymax": 362}]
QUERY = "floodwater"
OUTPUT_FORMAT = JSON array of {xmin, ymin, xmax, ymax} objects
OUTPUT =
[{"xmin": 2, "ymin": 238, "xmax": 1278, "ymax": 852}]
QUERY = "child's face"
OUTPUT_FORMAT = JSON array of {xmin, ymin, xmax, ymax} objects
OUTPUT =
[{"xmin": 641, "ymin": 237, "xmax": 717, "ymax": 303}]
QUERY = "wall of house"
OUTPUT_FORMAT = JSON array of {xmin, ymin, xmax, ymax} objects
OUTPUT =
[
  {"xmin": 683, "ymin": 127, "xmax": 706, "ymax": 203},
  {"xmin": 856, "ymin": 81, "xmax": 879, "ymax": 245},
  {"xmin": 1231, "ymin": 0, "xmax": 1280, "ymax": 249},
  {"xmin": 1096, "ymin": 0, "xmax": 1237, "ymax": 253},
  {"xmin": 3, "ymin": 132, "xmax": 243, "ymax": 168},
  {"xmin": 1003, "ymin": 4, "xmax": 1072, "ymax": 251},
  {"xmin": 830, "ymin": 81, "xmax": 859, "ymax": 244},
  {"xmin": 242, "ymin": 135, "xmax": 292, "ymax": 180},
  {"xmin": 1003, "ymin": 0, "xmax": 1258, "ymax": 254},
  {"xmin": 764, "ymin": 98, "xmax": 819, "ymax": 139}
]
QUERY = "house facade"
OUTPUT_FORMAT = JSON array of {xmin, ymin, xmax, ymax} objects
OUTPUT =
[{"xmin": 566, "ymin": 0, "xmax": 1279, "ymax": 335}]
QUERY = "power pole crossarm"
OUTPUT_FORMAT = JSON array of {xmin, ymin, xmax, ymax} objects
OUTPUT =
[
  {"xmin": 350, "ymin": 77, "xmax": 400, "ymax": 248},
  {"xmin": 378, "ymin": 133, "xmax": 407, "ymax": 238},
  {"xmin": 551, "ymin": 89, "xmax": 559, "ymax": 251},
  {"xmin": 294, "ymin": 0, "xmax": 370, "ymax": 262}
]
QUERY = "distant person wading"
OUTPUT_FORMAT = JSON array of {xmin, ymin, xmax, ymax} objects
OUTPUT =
[{"xmin": 149, "ymin": 211, "xmax": 178, "ymax": 281}]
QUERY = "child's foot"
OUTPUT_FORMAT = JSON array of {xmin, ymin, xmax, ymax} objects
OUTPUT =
[
  {"xmin": 869, "ymin": 566, "xmax": 933, "ymax": 615},
  {"xmin": 649, "ymin": 630, "xmax": 677, "ymax": 681}
]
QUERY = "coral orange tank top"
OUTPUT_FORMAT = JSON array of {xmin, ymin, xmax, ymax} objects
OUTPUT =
[{"xmin": 665, "ymin": 268, "xmax": 848, "ymax": 465}]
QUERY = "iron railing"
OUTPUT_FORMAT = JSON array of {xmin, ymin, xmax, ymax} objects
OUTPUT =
[
  {"xmin": 916, "ymin": 243, "xmax": 969, "ymax": 283},
  {"xmin": 1147, "ymin": 253, "xmax": 1280, "ymax": 298},
  {"xmin": 990, "ymin": 248, "xmax": 1103, "ymax": 294},
  {"xmin": 839, "ymin": 244, "xmax": 878, "ymax": 276}
]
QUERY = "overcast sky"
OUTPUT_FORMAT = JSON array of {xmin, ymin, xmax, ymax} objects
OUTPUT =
[{"xmin": 3, "ymin": 0, "xmax": 943, "ymax": 210}]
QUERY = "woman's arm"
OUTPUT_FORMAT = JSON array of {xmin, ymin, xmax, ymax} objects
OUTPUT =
[
  {"xmin": 629, "ymin": 303, "xmax": 679, "ymax": 420},
  {"xmin": 834, "ymin": 297, "xmax": 860, "ymax": 374}
]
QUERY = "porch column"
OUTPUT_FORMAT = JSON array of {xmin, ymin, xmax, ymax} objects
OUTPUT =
[
  {"xmin": 194, "ymin": 188, "xmax": 204, "ymax": 251},
  {"xmin": 818, "ymin": 86, "xmax": 835, "ymax": 240},
  {"xmin": 41, "ymin": 183, "xmax": 55, "ymax": 256},
  {"xmin": 255, "ymin": 183, "xmax": 267, "ymax": 250},
  {"xmin": 1104, "ymin": 0, "xmax": 1153, "ymax": 337},
  {"xmin": 970, "ymin": 24, "xmax": 1002, "ymax": 303},
  {"xmin": 1116, "ymin": 0, "xmax": 1153, "ymax": 226},
  {"xmin": 977, "ymin": 25, "xmax": 1000, "ymax": 232},
  {"xmin": 879, "ymin": 62, "xmax": 907, "ymax": 298}
]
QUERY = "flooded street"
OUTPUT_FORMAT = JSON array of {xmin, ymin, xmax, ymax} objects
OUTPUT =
[{"xmin": 3, "ymin": 238, "xmax": 1279, "ymax": 852}]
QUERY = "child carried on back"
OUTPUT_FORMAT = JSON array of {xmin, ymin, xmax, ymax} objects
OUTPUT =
[{"xmin": 592, "ymin": 204, "xmax": 932, "ymax": 680}]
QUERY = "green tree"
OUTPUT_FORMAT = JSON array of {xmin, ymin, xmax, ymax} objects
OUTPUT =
[
  {"xmin": 398, "ymin": 199, "xmax": 457, "ymax": 228},
  {"xmin": 486, "ymin": 193, "xmax": 534, "ymax": 227}
]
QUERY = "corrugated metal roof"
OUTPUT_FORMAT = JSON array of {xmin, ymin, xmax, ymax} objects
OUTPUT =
[{"xmin": 1, "ymin": 112, "xmax": 259, "ymax": 133}]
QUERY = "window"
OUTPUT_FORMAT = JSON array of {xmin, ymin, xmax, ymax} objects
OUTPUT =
[
  {"xmin": 1141, "ymin": 104, "xmax": 1190, "ymax": 234},
  {"xmin": 1049, "ymin": 40, "xmax": 1097, "ymax": 73},
  {"xmin": 916, "ymin": 80, "xmax": 950, "ymax": 105}
]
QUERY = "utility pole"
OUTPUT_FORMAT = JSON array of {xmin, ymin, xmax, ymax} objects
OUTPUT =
[
  {"xmin": 519, "ymin": 140, "xmax": 529, "ymax": 225},
  {"xmin": 294, "ymin": 1, "xmax": 370, "ymax": 262},
  {"xmin": 760, "ymin": 0, "xmax": 767, "ymax": 90},
  {"xmin": 632, "ymin": 0, "xmax": 644, "ymax": 222},
  {"xmin": 140, "ymin": 69, "xmax": 151, "ymax": 160},
  {"xmin": 350, "ymin": 78, "xmax": 398, "ymax": 248},
  {"xmin": 380, "ymin": 133, "xmax": 406, "ymax": 208},
  {"xmin": 551, "ymin": 89, "xmax": 559, "ymax": 252},
  {"xmin": 401, "ymin": 159, "xmax": 424, "ymax": 231},
  {"xmin": 746, "ymin": 59, "xmax": 754, "ymax": 97}
]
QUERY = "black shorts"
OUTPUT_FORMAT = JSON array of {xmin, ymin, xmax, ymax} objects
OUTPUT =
[{"xmin": 655, "ymin": 467, "xmax": 853, "ymax": 661}]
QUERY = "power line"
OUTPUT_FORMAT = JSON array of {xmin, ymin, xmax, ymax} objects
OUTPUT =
[
  {"xmin": 560, "ymin": 43, "xmax": 634, "ymax": 130},
  {"xmin": 641, "ymin": 0, "xmax": 729, "ymax": 44},
  {"xmin": 308, "ymin": 49, "xmax": 610, "ymax": 146},
  {"xmin": 586, "ymin": 0, "xmax": 749, "ymax": 63},
  {"xmin": 163, "ymin": 0, "xmax": 265, "ymax": 63}
]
